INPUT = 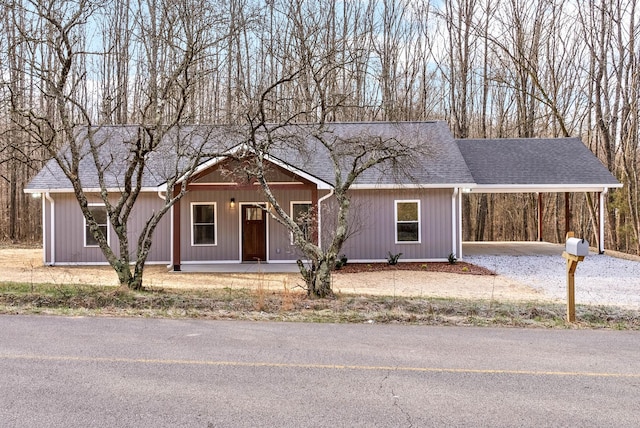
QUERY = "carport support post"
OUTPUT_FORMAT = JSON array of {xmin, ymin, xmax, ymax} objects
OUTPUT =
[
  {"xmin": 537, "ymin": 193, "xmax": 543, "ymax": 241},
  {"xmin": 564, "ymin": 193, "xmax": 571, "ymax": 236},
  {"xmin": 599, "ymin": 191, "xmax": 606, "ymax": 254}
]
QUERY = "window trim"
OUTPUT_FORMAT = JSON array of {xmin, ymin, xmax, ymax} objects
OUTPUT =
[
  {"xmin": 191, "ymin": 202, "xmax": 218, "ymax": 247},
  {"xmin": 290, "ymin": 201, "xmax": 313, "ymax": 244},
  {"xmin": 394, "ymin": 199, "xmax": 421, "ymax": 244},
  {"xmin": 83, "ymin": 203, "xmax": 110, "ymax": 248}
]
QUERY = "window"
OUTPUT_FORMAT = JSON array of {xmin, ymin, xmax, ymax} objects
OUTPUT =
[
  {"xmin": 191, "ymin": 203, "xmax": 217, "ymax": 246},
  {"xmin": 395, "ymin": 200, "xmax": 420, "ymax": 243},
  {"xmin": 245, "ymin": 207, "xmax": 263, "ymax": 221},
  {"xmin": 84, "ymin": 205, "xmax": 109, "ymax": 247},
  {"xmin": 291, "ymin": 202, "xmax": 313, "ymax": 243}
]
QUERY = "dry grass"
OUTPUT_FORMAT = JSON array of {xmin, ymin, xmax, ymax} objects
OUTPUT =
[
  {"xmin": 1, "ymin": 282, "xmax": 639, "ymax": 329},
  {"xmin": 0, "ymin": 248, "xmax": 547, "ymax": 302},
  {"xmin": 2, "ymin": 246, "xmax": 639, "ymax": 329}
]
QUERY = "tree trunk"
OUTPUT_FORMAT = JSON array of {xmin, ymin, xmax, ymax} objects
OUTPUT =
[
  {"xmin": 297, "ymin": 258, "xmax": 334, "ymax": 298},
  {"xmin": 114, "ymin": 263, "xmax": 134, "ymax": 289},
  {"xmin": 475, "ymin": 194, "xmax": 488, "ymax": 241},
  {"xmin": 463, "ymin": 196, "xmax": 472, "ymax": 240},
  {"xmin": 9, "ymin": 160, "xmax": 17, "ymax": 242}
]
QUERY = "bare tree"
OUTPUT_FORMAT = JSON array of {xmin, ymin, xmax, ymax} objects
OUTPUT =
[
  {"xmin": 10, "ymin": 0, "xmax": 233, "ymax": 289},
  {"xmin": 233, "ymin": 2, "xmax": 421, "ymax": 297},
  {"xmin": 578, "ymin": 0, "xmax": 639, "ymax": 252},
  {"xmin": 240, "ymin": 122, "xmax": 418, "ymax": 298}
]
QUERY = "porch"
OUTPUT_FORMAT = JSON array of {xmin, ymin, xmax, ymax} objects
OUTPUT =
[{"xmin": 173, "ymin": 241, "xmax": 569, "ymax": 273}]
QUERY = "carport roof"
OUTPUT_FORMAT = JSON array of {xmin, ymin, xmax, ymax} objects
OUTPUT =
[{"xmin": 456, "ymin": 137, "xmax": 622, "ymax": 193}]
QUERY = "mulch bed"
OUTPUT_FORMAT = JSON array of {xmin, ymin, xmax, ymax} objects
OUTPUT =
[{"xmin": 334, "ymin": 261, "xmax": 495, "ymax": 276}]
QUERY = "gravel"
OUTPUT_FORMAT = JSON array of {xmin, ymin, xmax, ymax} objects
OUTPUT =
[{"xmin": 465, "ymin": 252, "xmax": 640, "ymax": 309}]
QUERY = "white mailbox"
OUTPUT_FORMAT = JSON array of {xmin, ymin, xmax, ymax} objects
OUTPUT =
[{"xmin": 566, "ymin": 237, "xmax": 589, "ymax": 257}]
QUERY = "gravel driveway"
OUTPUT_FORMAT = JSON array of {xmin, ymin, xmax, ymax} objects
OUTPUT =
[{"xmin": 465, "ymin": 252, "xmax": 640, "ymax": 309}]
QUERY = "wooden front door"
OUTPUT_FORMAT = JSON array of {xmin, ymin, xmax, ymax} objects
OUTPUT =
[{"xmin": 242, "ymin": 205, "xmax": 267, "ymax": 261}]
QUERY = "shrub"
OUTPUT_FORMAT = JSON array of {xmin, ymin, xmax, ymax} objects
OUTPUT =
[
  {"xmin": 335, "ymin": 254, "xmax": 348, "ymax": 269},
  {"xmin": 387, "ymin": 252, "xmax": 402, "ymax": 265}
]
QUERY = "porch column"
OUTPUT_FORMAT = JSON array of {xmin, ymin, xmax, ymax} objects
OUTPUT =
[
  {"xmin": 451, "ymin": 188, "xmax": 458, "ymax": 258},
  {"xmin": 599, "ymin": 190, "xmax": 606, "ymax": 254},
  {"xmin": 458, "ymin": 187, "xmax": 463, "ymax": 259},
  {"xmin": 564, "ymin": 192, "xmax": 571, "ymax": 236},
  {"xmin": 172, "ymin": 187, "xmax": 181, "ymax": 271},
  {"xmin": 311, "ymin": 186, "xmax": 319, "ymax": 245}
]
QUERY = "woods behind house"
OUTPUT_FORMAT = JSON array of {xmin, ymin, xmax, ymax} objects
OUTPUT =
[{"xmin": 1, "ymin": 0, "xmax": 638, "ymax": 255}]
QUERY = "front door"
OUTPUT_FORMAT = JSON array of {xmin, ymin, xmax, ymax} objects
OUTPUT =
[{"xmin": 242, "ymin": 205, "xmax": 267, "ymax": 261}]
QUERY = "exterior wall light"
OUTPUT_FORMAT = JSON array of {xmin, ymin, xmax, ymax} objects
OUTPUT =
[{"xmin": 230, "ymin": 198, "xmax": 235, "ymax": 208}]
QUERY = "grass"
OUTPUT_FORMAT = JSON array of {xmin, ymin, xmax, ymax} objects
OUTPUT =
[{"xmin": 1, "ymin": 281, "xmax": 640, "ymax": 329}]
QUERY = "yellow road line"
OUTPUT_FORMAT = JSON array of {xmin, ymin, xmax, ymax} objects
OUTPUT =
[{"xmin": 2, "ymin": 354, "xmax": 639, "ymax": 379}]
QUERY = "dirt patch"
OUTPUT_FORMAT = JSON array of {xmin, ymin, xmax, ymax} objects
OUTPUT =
[{"xmin": 0, "ymin": 248, "xmax": 548, "ymax": 302}]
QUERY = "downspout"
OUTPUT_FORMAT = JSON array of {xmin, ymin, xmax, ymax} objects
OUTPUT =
[
  {"xmin": 41, "ymin": 194, "xmax": 46, "ymax": 265},
  {"xmin": 317, "ymin": 188, "xmax": 334, "ymax": 250},
  {"xmin": 458, "ymin": 188, "xmax": 463, "ymax": 259},
  {"xmin": 599, "ymin": 188, "xmax": 607, "ymax": 254},
  {"xmin": 451, "ymin": 188, "xmax": 458, "ymax": 259},
  {"xmin": 45, "ymin": 192, "xmax": 55, "ymax": 265}
]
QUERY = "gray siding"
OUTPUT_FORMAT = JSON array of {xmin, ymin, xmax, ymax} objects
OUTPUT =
[
  {"xmin": 50, "ymin": 192, "xmax": 170, "ymax": 264},
  {"xmin": 268, "ymin": 189, "xmax": 315, "ymax": 261},
  {"xmin": 180, "ymin": 188, "xmax": 313, "ymax": 262},
  {"xmin": 54, "ymin": 193, "xmax": 108, "ymax": 263},
  {"xmin": 45, "ymin": 187, "xmax": 456, "ymax": 265},
  {"xmin": 339, "ymin": 189, "xmax": 454, "ymax": 261},
  {"xmin": 128, "ymin": 194, "xmax": 171, "ymax": 262}
]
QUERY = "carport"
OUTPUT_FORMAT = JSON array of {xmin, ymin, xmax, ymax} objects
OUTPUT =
[{"xmin": 456, "ymin": 138, "xmax": 622, "ymax": 257}]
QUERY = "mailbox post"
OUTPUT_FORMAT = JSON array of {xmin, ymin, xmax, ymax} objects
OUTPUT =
[{"xmin": 562, "ymin": 232, "xmax": 589, "ymax": 322}]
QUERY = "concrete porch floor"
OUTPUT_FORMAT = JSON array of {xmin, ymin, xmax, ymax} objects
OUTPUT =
[
  {"xmin": 177, "ymin": 262, "xmax": 301, "ymax": 274},
  {"xmin": 173, "ymin": 242, "xmax": 567, "ymax": 273},
  {"xmin": 462, "ymin": 241, "xmax": 565, "ymax": 257}
]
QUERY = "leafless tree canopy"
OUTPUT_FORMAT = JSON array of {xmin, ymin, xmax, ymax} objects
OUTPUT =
[{"xmin": 1, "ymin": 0, "xmax": 639, "ymax": 257}]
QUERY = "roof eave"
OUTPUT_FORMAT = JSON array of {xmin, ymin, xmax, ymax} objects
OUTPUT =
[
  {"xmin": 23, "ymin": 187, "xmax": 164, "ymax": 194},
  {"xmin": 350, "ymin": 183, "xmax": 476, "ymax": 190},
  {"xmin": 466, "ymin": 183, "xmax": 623, "ymax": 193}
]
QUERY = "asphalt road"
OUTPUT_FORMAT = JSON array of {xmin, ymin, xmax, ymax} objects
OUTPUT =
[{"xmin": 1, "ymin": 316, "xmax": 639, "ymax": 427}]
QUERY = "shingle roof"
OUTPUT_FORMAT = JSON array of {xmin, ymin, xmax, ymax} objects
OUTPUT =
[
  {"xmin": 25, "ymin": 121, "xmax": 475, "ymax": 191},
  {"xmin": 268, "ymin": 121, "xmax": 475, "ymax": 186},
  {"xmin": 456, "ymin": 138, "xmax": 620, "ymax": 187},
  {"xmin": 24, "ymin": 124, "xmax": 620, "ymax": 193},
  {"xmin": 25, "ymin": 125, "xmax": 238, "ymax": 191}
]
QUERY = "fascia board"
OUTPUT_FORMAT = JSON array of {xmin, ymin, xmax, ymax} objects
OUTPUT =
[
  {"xmin": 350, "ymin": 183, "xmax": 476, "ymax": 190},
  {"xmin": 23, "ymin": 187, "xmax": 162, "ymax": 194},
  {"xmin": 262, "ymin": 154, "xmax": 334, "ymax": 190},
  {"xmin": 175, "ymin": 154, "xmax": 230, "ymax": 184},
  {"xmin": 467, "ymin": 183, "xmax": 623, "ymax": 193},
  {"xmin": 174, "ymin": 143, "xmax": 248, "ymax": 184}
]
